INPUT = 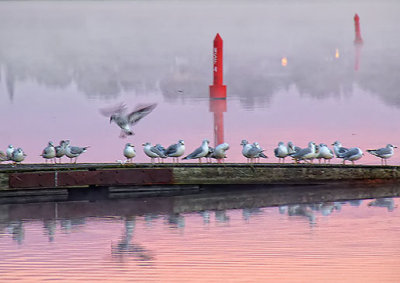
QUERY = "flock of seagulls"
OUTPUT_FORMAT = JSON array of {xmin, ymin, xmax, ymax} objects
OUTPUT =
[
  {"xmin": 0, "ymin": 140, "xmax": 89, "ymax": 164},
  {"xmin": 123, "ymin": 139, "xmax": 230, "ymax": 164},
  {"xmin": 0, "ymin": 139, "xmax": 396, "ymax": 166},
  {"xmin": 0, "ymin": 103, "xmax": 397, "ymax": 166}
]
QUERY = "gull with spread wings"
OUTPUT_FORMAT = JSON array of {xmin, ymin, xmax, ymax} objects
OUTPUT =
[{"xmin": 100, "ymin": 103, "xmax": 157, "ymax": 138}]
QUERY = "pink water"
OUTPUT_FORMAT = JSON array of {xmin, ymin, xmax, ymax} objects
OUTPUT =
[{"xmin": 0, "ymin": 196, "xmax": 399, "ymax": 282}]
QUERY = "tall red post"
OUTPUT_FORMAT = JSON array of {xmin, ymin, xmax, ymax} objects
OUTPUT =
[
  {"xmin": 354, "ymin": 14, "xmax": 364, "ymax": 71},
  {"xmin": 209, "ymin": 33, "xmax": 227, "ymax": 99},
  {"xmin": 354, "ymin": 14, "xmax": 363, "ymax": 45},
  {"xmin": 209, "ymin": 33, "xmax": 227, "ymax": 150}
]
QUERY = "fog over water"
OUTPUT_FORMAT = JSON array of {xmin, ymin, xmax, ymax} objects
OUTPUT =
[{"xmin": 0, "ymin": 1, "xmax": 399, "ymax": 107}]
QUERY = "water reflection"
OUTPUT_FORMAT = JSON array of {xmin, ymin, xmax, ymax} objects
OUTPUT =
[
  {"xmin": 0, "ymin": 190, "xmax": 398, "ymax": 244},
  {"xmin": 111, "ymin": 217, "xmax": 154, "ymax": 262},
  {"xmin": 368, "ymin": 197, "xmax": 396, "ymax": 212},
  {"xmin": 0, "ymin": 1, "xmax": 399, "ymax": 108}
]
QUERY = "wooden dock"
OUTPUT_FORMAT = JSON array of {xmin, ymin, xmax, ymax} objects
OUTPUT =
[
  {"xmin": 1, "ymin": 163, "xmax": 400, "ymax": 190},
  {"xmin": 0, "ymin": 163, "xmax": 400, "ymax": 203}
]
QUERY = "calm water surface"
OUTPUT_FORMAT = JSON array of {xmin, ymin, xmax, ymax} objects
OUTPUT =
[{"xmin": 0, "ymin": 188, "xmax": 400, "ymax": 282}]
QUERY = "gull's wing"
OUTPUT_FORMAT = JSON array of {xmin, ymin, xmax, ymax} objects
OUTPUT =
[
  {"xmin": 165, "ymin": 143, "xmax": 178, "ymax": 155},
  {"xmin": 127, "ymin": 103, "xmax": 157, "ymax": 125},
  {"xmin": 184, "ymin": 147, "xmax": 203, "ymax": 159},
  {"xmin": 340, "ymin": 147, "xmax": 359, "ymax": 158},
  {"xmin": 99, "ymin": 103, "xmax": 127, "ymax": 117},
  {"xmin": 151, "ymin": 146, "xmax": 166, "ymax": 157},
  {"xmin": 368, "ymin": 147, "xmax": 391, "ymax": 157}
]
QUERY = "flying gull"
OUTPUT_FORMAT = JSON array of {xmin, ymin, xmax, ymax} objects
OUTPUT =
[{"xmin": 100, "ymin": 103, "xmax": 157, "ymax": 138}]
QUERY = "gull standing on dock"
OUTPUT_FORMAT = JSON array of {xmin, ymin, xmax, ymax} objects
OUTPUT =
[
  {"xmin": 253, "ymin": 142, "xmax": 268, "ymax": 162},
  {"xmin": 367, "ymin": 144, "xmax": 397, "ymax": 165},
  {"xmin": 240, "ymin": 140, "xmax": 253, "ymax": 163},
  {"xmin": 40, "ymin": 141, "xmax": 56, "ymax": 163},
  {"xmin": 210, "ymin": 143, "xmax": 230, "ymax": 162},
  {"xmin": 65, "ymin": 141, "xmax": 89, "ymax": 163},
  {"xmin": 289, "ymin": 142, "xmax": 317, "ymax": 163},
  {"xmin": 165, "ymin": 140, "xmax": 185, "ymax": 163},
  {"xmin": 205, "ymin": 146, "xmax": 215, "ymax": 163},
  {"xmin": 143, "ymin": 142, "xmax": 166, "ymax": 163},
  {"xmin": 240, "ymin": 140, "xmax": 265, "ymax": 163},
  {"xmin": 55, "ymin": 140, "xmax": 68, "ymax": 163},
  {"xmin": 100, "ymin": 103, "xmax": 157, "ymax": 138},
  {"xmin": 183, "ymin": 139, "xmax": 210, "ymax": 163},
  {"xmin": 337, "ymin": 146, "xmax": 363, "ymax": 165},
  {"xmin": 316, "ymin": 143, "xmax": 334, "ymax": 164},
  {"xmin": 6, "ymin": 145, "xmax": 14, "ymax": 160},
  {"xmin": 274, "ymin": 142, "xmax": 289, "ymax": 163},
  {"xmin": 123, "ymin": 143, "xmax": 136, "ymax": 163},
  {"xmin": 287, "ymin": 142, "xmax": 301, "ymax": 156},
  {"xmin": 11, "ymin": 148, "xmax": 26, "ymax": 164},
  {"xmin": 332, "ymin": 141, "xmax": 349, "ymax": 157}
]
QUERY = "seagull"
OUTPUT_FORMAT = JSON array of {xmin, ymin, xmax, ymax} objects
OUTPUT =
[
  {"xmin": 337, "ymin": 146, "xmax": 363, "ymax": 165},
  {"xmin": 274, "ymin": 142, "xmax": 289, "ymax": 163},
  {"xmin": 165, "ymin": 140, "xmax": 185, "ymax": 163},
  {"xmin": 253, "ymin": 142, "xmax": 268, "ymax": 162},
  {"xmin": 367, "ymin": 144, "xmax": 397, "ymax": 165},
  {"xmin": 142, "ymin": 142, "xmax": 166, "ymax": 163},
  {"xmin": 123, "ymin": 143, "xmax": 136, "ymax": 163},
  {"xmin": 316, "ymin": 143, "xmax": 334, "ymax": 164},
  {"xmin": 287, "ymin": 141, "xmax": 301, "ymax": 155},
  {"xmin": 289, "ymin": 142, "xmax": 317, "ymax": 163},
  {"xmin": 11, "ymin": 148, "xmax": 26, "ymax": 164},
  {"xmin": 182, "ymin": 139, "xmax": 210, "ymax": 163},
  {"xmin": 100, "ymin": 103, "xmax": 157, "ymax": 138},
  {"xmin": 55, "ymin": 140, "xmax": 68, "ymax": 163},
  {"xmin": 240, "ymin": 140, "xmax": 265, "ymax": 163},
  {"xmin": 332, "ymin": 141, "xmax": 349, "ymax": 158},
  {"xmin": 40, "ymin": 141, "xmax": 56, "ymax": 164},
  {"xmin": 65, "ymin": 141, "xmax": 89, "ymax": 163},
  {"xmin": 6, "ymin": 145, "xmax": 14, "ymax": 160},
  {"xmin": 210, "ymin": 143, "xmax": 230, "ymax": 162},
  {"xmin": 205, "ymin": 146, "xmax": 215, "ymax": 163},
  {"xmin": 240, "ymin": 140, "xmax": 253, "ymax": 163}
]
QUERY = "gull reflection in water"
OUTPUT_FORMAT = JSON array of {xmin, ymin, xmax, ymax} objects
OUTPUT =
[
  {"xmin": 242, "ymin": 208, "xmax": 262, "ymax": 222},
  {"xmin": 6, "ymin": 221, "xmax": 24, "ymax": 245},
  {"xmin": 349, "ymin": 199, "xmax": 363, "ymax": 207},
  {"xmin": 198, "ymin": 211, "xmax": 211, "ymax": 225},
  {"xmin": 287, "ymin": 205, "xmax": 316, "ymax": 226},
  {"xmin": 164, "ymin": 213, "xmax": 185, "ymax": 230},
  {"xmin": 43, "ymin": 220, "xmax": 57, "ymax": 242},
  {"xmin": 215, "ymin": 210, "xmax": 230, "ymax": 224},
  {"xmin": 111, "ymin": 217, "xmax": 154, "ymax": 262},
  {"xmin": 368, "ymin": 198, "xmax": 397, "ymax": 212},
  {"xmin": 144, "ymin": 213, "xmax": 161, "ymax": 227},
  {"xmin": 60, "ymin": 218, "xmax": 86, "ymax": 233},
  {"xmin": 309, "ymin": 202, "xmax": 342, "ymax": 216}
]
